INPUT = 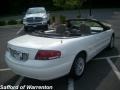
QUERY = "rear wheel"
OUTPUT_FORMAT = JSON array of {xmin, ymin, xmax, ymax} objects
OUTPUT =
[
  {"xmin": 44, "ymin": 24, "xmax": 48, "ymax": 30},
  {"xmin": 24, "ymin": 26, "xmax": 30, "ymax": 32},
  {"xmin": 41, "ymin": 24, "xmax": 48, "ymax": 31},
  {"xmin": 47, "ymin": 20, "xmax": 50, "ymax": 25},
  {"xmin": 70, "ymin": 54, "xmax": 86, "ymax": 78}
]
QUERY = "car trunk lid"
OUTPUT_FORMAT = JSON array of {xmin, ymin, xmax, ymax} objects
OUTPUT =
[
  {"xmin": 8, "ymin": 34, "xmax": 62, "ymax": 49},
  {"xmin": 7, "ymin": 34, "xmax": 63, "ymax": 60}
]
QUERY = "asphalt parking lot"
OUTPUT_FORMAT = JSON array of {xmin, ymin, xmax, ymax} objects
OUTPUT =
[{"xmin": 0, "ymin": 9, "xmax": 120, "ymax": 90}]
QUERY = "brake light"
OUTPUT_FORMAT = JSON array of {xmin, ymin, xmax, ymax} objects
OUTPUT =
[{"xmin": 35, "ymin": 50, "xmax": 61, "ymax": 60}]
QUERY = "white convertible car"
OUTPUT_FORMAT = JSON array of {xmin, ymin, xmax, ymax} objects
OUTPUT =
[{"xmin": 5, "ymin": 19, "xmax": 114, "ymax": 80}]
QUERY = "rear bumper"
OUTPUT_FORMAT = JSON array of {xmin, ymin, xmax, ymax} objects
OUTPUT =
[{"xmin": 5, "ymin": 52, "xmax": 74, "ymax": 80}]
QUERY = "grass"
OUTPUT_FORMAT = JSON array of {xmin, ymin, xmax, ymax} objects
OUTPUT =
[{"xmin": 0, "ymin": 19, "xmax": 23, "ymax": 26}]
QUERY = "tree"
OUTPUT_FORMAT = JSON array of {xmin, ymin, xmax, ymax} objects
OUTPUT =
[
  {"xmin": 53, "ymin": 0, "xmax": 86, "ymax": 17},
  {"xmin": 53, "ymin": 0, "xmax": 86, "ymax": 9}
]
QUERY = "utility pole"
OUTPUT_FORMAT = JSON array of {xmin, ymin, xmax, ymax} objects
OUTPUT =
[{"xmin": 89, "ymin": 0, "xmax": 92, "ymax": 16}]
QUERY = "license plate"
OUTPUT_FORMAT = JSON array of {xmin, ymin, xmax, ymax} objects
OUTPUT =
[{"xmin": 9, "ymin": 48, "xmax": 28, "ymax": 61}]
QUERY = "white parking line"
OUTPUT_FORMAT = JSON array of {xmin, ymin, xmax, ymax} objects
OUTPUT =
[
  {"xmin": 0, "ymin": 68, "xmax": 11, "ymax": 71},
  {"xmin": 68, "ymin": 78, "xmax": 74, "ymax": 90},
  {"xmin": 107, "ymin": 58, "xmax": 120, "ymax": 80},
  {"xmin": 94, "ymin": 55, "xmax": 120, "ymax": 60},
  {"xmin": 11, "ymin": 76, "xmax": 24, "ymax": 90},
  {"xmin": 16, "ymin": 26, "xmax": 24, "ymax": 35}
]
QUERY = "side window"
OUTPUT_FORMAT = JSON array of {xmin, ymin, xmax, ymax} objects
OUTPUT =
[{"xmin": 85, "ymin": 21, "xmax": 104, "ymax": 32}]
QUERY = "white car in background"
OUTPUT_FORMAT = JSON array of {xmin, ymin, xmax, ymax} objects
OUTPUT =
[
  {"xmin": 23, "ymin": 7, "xmax": 49, "ymax": 31},
  {"xmin": 5, "ymin": 19, "xmax": 115, "ymax": 80}
]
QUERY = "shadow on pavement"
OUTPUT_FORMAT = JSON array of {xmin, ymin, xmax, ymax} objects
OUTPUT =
[
  {"xmin": 75, "ymin": 60, "xmax": 120, "ymax": 90},
  {"xmin": 95, "ymin": 47, "xmax": 119, "ymax": 58},
  {"xmin": 3, "ymin": 75, "xmax": 20, "ymax": 85},
  {"xmin": 18, "ymin": 75, "xmax": 68, "ymax": 90}
]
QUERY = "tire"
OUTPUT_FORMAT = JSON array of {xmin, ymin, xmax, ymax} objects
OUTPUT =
[
  {"xmin": 44, "ymin": 24, "xmax": 48, "ymax": 30},
  {"xmin": 47, "ymin": 20, "xmax": 50, "ymax": 25},
  {"xmin": 24, "ymin": 26, "xmax": 29, "ymax": 32},
  {"xmin": 108, "ymin": 36, "xmax": 115, "ymax": 49},
  {"xmin": 24, "ymin": 26, "xmax": 33, "ymax": 32},
  {"xmin": 70, "ymin": 53, "xmax": 86, "ymax": 78}
]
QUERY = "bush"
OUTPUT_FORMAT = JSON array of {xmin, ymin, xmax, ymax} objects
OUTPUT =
[
  {"xmin": 0, "ymin": 21, "xmax": 6, "ymax": 26},
  {"xmin": 50, "ymin": 15, "xmax": 66, "ymax": 24},
  {"xmin": 17, "ymin": 19, "xmax": 23, "ymax": 24},
  {"xmin": 60, "ymin": 15, "xmax": 66, "ymax": 24},
  {"xmin": 50, "ymin": 16, "xmax": 55, "ymax": 24},
  {"xmin": 7, "ymin": 20, "xmax": 18, "ymax": 25}
]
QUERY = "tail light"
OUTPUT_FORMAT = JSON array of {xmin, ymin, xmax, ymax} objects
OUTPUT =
[{"xmin": 35, "ymin": 50, "xmax": 61, "ymax": 60}]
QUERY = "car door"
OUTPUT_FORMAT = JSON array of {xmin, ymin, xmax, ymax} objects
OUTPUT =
[{"xmin": 90, "ymin": 21, "xmax": 112, "ymax": 53}]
